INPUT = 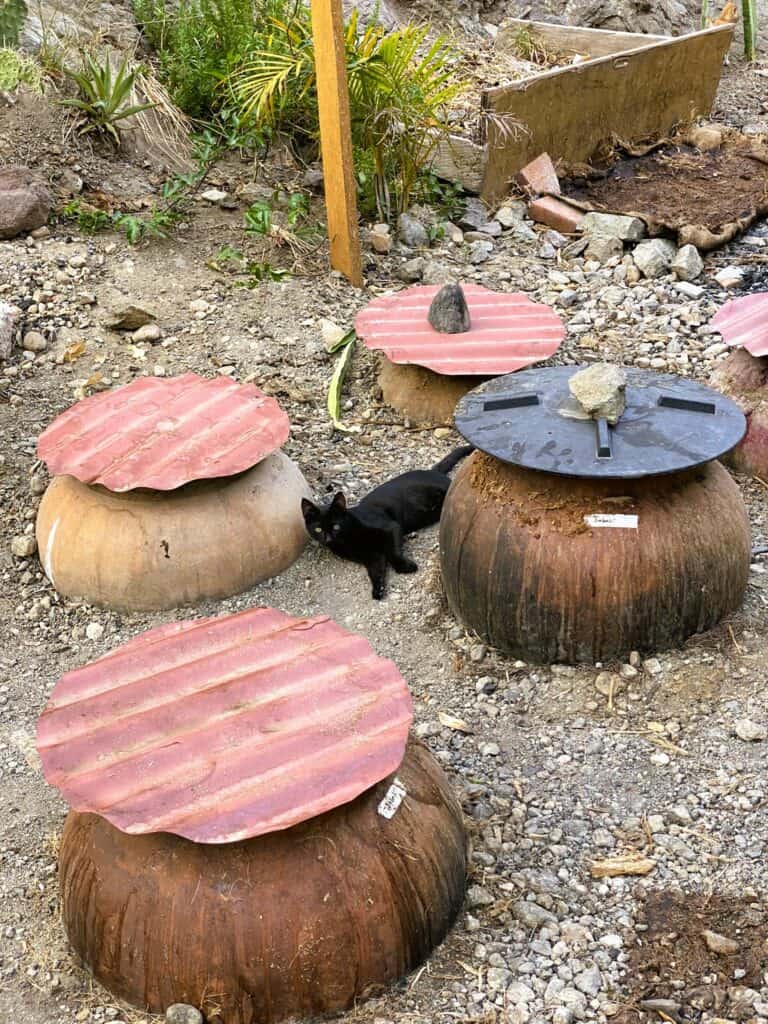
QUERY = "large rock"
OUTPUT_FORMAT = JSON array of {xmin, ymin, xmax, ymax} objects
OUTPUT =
[
  {"xmin": 568, "ymin": 363, "xmax": 627, "ymax": 424},
  {"xmin": 21, "ymin": 0, "xmax": 139, "ymax": 50},
  {"xmin": 397, "ymin": 212, "xmax": 429, "ymax": 249},
  {"xmin": 428, "ymin": 284, "xmax": 471, "ymax": 334},
  {"xmin": 0, "ymin": 166, "xmax": 51, "ymax": 240},
  {"xmin": 563, "ymin": 0, "xmax": 692, "ymax": 35},
  {"xmin": 581, "ymin": 212, "xmax": 645, "ymax": 242},
  {"xmin": 632, "ymin": 238, "xmax": 678, "ymax": 279},
  {"xmin": 0, "ymin": 302, "xmax": 16, "ymax": 361},
  {"xmin": 671, "ymin": 244, "xmax": 704, "ymax": 282}
]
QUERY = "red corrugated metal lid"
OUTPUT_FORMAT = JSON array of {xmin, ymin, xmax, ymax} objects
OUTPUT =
[
  {"xmin": 37, "ymin": 373, "xmax": 290, "ymax": 492},
  {"xmin": 355, "ymin": 284, "xmax": 565, "ymax": 375},
  {"xmin": 36, "ymin": 608, "xmax": 413, "ymax": 844},
  {"xmin": 712, "ymin": 292, "xmax": 768, "ymax": 357}
]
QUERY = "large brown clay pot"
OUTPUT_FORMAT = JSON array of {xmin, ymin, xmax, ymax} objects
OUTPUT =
[
  {"xmin": 58, "ymin": 739, "xmax": 466, "ymax": 1024},
  {"xmin": 36, "ymin": 451, "xmax": 310, "ymax": 612},
  {"xmin": 440, "ymin": 452, "xmax": 751, "ymax": 664},
  {"xmin": 710, "ymin": 348, "xmax": 768, "ymax": 479},
  {"xmin": 378, "ymin": 357, "xmax": 485, "ymax": 426}
]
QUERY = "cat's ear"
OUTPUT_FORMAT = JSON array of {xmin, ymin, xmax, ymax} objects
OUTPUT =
[
  {"xmin": 301, "ymin": 498, "xmax": 317, "ymax": 519},
  {"xmin": 331, "ymin": 491, "xmax": 347, "ymax": 510}
]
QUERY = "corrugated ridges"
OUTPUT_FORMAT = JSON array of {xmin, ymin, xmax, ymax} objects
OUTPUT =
[
  {"xmin": 37, "ymin": 608, "xmax": 413, "ymax": 844},
  {"xmin": 355, "ymin": 284, "xmax": 565, "ymax": 375},
  {"xmin": 37, "ymin": 373, "xmax": 290, "ymax": 492},
  {"xmin": 713, "ymin": 293, "xmax": 768, "ymax": 356}
]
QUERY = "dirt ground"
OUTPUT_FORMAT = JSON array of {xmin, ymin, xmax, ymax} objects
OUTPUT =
[{"xmin": 1, "ymin": 38, "xmax": 768, "ymax": 1024}]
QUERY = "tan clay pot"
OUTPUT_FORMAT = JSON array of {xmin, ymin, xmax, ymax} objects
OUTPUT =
[
  {"xmin": 378, "ymin": 356, "xmax": 485, "ymax": 427},
  {"xmin": 36, "ymin": 451, "xmax": 310, "ymax": 611},
  {"xmin": 58, "ymin": 738, "xmax": 467, "ymax": 1024},
  {"xmin": 440, "ymin": 452, "xmax": 751, "ymax": 664}
]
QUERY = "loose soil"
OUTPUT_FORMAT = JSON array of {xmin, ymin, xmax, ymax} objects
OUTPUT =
[
  {"xmin": 563, "ymin": 142, "xmax": 768, "ymax": 239},
  {"xmin": 618, "ymin": 889, "xmax": 768, "ymax": 1020}
]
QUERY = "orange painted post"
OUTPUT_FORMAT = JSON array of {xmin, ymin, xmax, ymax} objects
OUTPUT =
[{"xmin": 310, "ymin": 0, "xmax": 363, "ymax": 287}]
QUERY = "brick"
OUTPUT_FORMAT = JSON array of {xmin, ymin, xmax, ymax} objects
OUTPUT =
[
  {"xmin": 516, "ymin": 153, "xmax": 561, "ymax": 196},
  {"xmin": 528, "ymin": 196, "xmax": 585, "ymax": 234}
]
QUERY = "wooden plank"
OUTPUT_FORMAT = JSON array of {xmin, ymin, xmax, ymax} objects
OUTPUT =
[
  {"xmin": 310, "ymin": 0, "xmax": 363, "ymax": 287},
  {"xmin": 496, "ymin": 18, "xmax": 667, "ymax": 59},
  {"xmin": 481, "ymin": 25, "xmax": 734, "ymax": 205}
]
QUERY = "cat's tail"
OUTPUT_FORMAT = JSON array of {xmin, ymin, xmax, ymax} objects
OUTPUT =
[{"xmin": 433, "ymin": 445, "xmax": 475, "ymax": 474}]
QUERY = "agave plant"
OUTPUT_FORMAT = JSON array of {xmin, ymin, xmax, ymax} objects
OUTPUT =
[
  {"xmin": 61, "ymin": 53, "xmax": 157, "ymax": 143},
  {"xmin": 233, "ymin": 10, "xmax": 465, "ymax": 219}
]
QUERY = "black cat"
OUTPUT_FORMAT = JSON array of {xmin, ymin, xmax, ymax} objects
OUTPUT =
[{"xmin": 301, "ymin": 446, "xmax": 474, "ymax": 599}]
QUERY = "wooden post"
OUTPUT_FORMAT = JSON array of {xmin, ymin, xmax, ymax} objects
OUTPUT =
[{"xmin": 310, "ymin": 0, "xmax": 363, "ymax": 287}]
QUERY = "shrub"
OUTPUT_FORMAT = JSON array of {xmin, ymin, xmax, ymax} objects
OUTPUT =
[
  {"xmin": 133, "ymin": 0, "xmax": 281, "ymax": 117},
  {"xmin": 233, "ymin": 10, "xmax": 465, "ymax": 219}
]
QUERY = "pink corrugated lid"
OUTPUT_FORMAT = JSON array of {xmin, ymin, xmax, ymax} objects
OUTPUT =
[
  {"xmin": 712, "ymin": 292, "xmax": 768, "ymax": 357},
  {"xmin": 355, "ymin": 284, "xmax": 565, "ymax": 375},
  {"xmin": 36, "ymin": 608, "xmax": 414, "ymax": 844},
  {"xmin": 37, "ymin": 373, "xmax": 290, "ymax": 492}
]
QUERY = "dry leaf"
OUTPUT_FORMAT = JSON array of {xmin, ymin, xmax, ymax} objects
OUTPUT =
[
  {"xmin": 63, "ymin": 341, "xmax": 86, "ymax": 363},
  {"xmin": 590, "ymin": 855, "xmax": 657, "ymax": 878},
  {"xmin": 438, "ymin": 711, "xmax": 473, "ymax": 733}
]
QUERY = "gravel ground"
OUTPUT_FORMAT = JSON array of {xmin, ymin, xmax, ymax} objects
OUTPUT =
[{"xmin": 1, "ymin": 46, "xmax": 768, "ymax": 1024}]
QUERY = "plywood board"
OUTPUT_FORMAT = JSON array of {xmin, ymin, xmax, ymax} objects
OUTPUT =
[
  {"xmin": 480, "ymin": 24, "xmax": 734, "ymax": 205},
  {"xmin": 495, "ymin": 18, "xmax": 667, "ymax": 58}
]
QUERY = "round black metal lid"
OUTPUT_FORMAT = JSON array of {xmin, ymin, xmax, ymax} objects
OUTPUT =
[{"xmin": 454, "ymin": 366, "xmax": 747, "ymax": 479}]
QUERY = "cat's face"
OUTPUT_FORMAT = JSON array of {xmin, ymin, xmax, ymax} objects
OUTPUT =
[{"xmin": 301, "ymin": 492, "xmax": 348, "ymax": 547}]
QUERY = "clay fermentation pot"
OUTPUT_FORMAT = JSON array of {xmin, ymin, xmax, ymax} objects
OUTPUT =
[
  {"xmin": 36, "ymin": 451, "xmax": 310, "ymax": 612},
  {"xmin": 58, "ymin": 739, "xmax": 467, "ymax": 1024},
  {"xmin": 710, "ymin": 348, "xmax": 768, "ymax": 479},
  {"xmin": 440, "ymin": 453, "xmax": 751, "ymax": 664},
  {"xmin": 378, "ymin": 356, "xmax": 485, "ymax": 427}
]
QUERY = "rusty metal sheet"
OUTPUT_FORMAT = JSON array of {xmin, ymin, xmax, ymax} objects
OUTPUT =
[
  {"xmin": 37, "ymin": 373, "xmax": 290, "ymax": 492},
  {"xmin": 37, "ymin": 608, "xmax": 413, "ymax": 844},
  {"xmin": 355, "ymin": 284, "xmax": 565, "ymax": 375},
  {"xmin": 712, "ymin": 293, "xmax": 768, "ymax": 357}
]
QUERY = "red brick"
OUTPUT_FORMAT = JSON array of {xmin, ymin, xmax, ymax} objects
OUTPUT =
[
  {"xmin": 516, "ymin": 153, "xmax": 561, "ymax": 196},
  {"xmin": 528, "ymin": 196, "xmax": 585, "ymax": 234}
]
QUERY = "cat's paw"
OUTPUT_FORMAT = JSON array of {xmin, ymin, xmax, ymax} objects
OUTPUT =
[
  {"xmin": 372, "ymin": 584, "xmax": 386, "ymax": 600},
  {"xmin": 394, "ymin": 558, "xmax": 418, "ymax": 574}
]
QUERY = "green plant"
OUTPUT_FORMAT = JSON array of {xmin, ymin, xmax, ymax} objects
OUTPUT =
[
  {"xmin": 62, "ymin": 136, "xmax": 217, "ymax": 244},
  {"xmin": 416, "ymin": 171, "xmax": 466, "ymax": 221},
  {"xmin": 0, "ymin": 47, "xmax": 43, "ymax": 90},
  {"xmin": 61, "ymin": 200, "xmax": 112, "ymax": 233},
  {"xmin": 244, "ymin": 200, "xmax": 272, "ymax": 236},
  {"xmin": 326, "ymin": 330, "xmax": 356, "ymax": 432},
  {"xmin": 242, "ymin": 260, "xmax": 290, "ymax": 283},
  {"xmin": 743, "ymin": 0, "xmax": 758, "ymax": 60},
  {"xmin": 701, "ymin": 0, "xmax": 759, "ymax": 60},
  {"xmin": 61, "ymin": 53, "xmax": 156, "ymax": 142},
  {"xmin": 133, "ymin": 0, "xmax": 282, "ymax": 118},
  {"xmin": 233, "ymin": 10, "xmax": 465, "ymax": 220},
  {"xmin": 0, "ymin": 0, "xmax": 27, "ymax": 47}
]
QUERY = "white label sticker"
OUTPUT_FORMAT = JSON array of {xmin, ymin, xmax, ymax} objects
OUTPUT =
[
  {"xmin": 377, "ymin": 778, "xmax": 407, "ymax": 819},
  {"xmin": 584, "ymin": 513, "xmax": 639, "ymax": 529}
]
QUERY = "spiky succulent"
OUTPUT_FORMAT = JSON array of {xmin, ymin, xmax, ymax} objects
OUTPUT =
[{"xmin": 0, "ymin": 0, "xmax": 28, "ymax": 48}]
